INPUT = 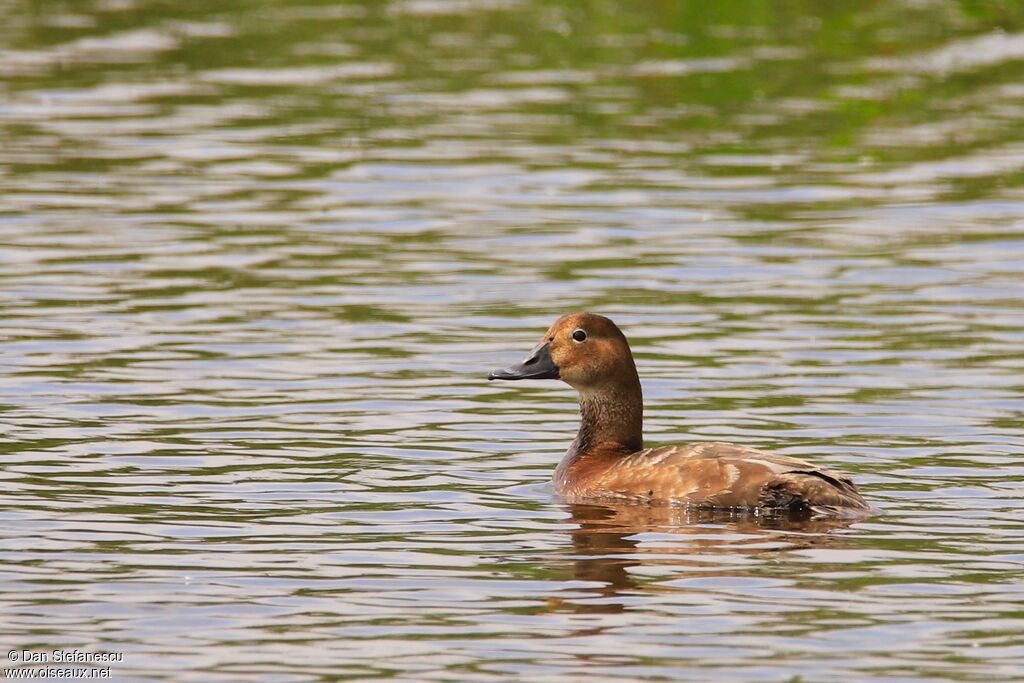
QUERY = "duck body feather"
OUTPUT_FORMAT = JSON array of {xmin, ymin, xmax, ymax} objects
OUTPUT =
[{"xmin": 555, "ymin": 440, "xmax": 869, "ymax": 514}]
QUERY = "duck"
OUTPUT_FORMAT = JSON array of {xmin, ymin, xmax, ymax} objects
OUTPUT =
[{"xmin": 488, "ymin": 312, "xmax": 870, "ymax": 515}]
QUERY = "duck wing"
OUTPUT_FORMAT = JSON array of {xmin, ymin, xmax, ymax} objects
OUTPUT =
[{"xmin": 600, "ymin": 441, "xmax": 869, "ymax": 513}]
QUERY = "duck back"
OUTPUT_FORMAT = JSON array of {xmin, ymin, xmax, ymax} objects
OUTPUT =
[{"xmin": 556, "ymin": 441, "xmax": 870, "ymax": 514}]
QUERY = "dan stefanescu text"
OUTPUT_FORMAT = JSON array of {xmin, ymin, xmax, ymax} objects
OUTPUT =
[{"xmin": 9, "ymin": 651, "xmax": 122, "ymax": 664}]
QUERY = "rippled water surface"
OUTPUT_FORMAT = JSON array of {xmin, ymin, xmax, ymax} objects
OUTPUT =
[{"xmin": 2, "ymin": 1, "xmax": 1024, "ymax": 680}]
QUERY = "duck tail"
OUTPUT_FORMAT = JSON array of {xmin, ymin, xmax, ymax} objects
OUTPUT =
[{"xmin": 761, "ymin": 470, "xmax": 871, "ymax": 516}]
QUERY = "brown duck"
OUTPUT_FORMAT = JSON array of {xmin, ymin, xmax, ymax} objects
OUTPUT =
[{"xmin": 488, "ymin": 313, "xmax": 870, "ymax": 515}]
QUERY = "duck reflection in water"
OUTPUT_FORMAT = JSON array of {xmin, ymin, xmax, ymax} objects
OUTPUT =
[{"xmin": 548, "ymin": 502, "xmax": 859, "ymax": 616}]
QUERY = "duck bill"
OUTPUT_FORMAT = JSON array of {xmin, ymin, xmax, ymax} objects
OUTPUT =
[{"xmin": 488, "ymin": 343, "xmax": 560, "ymax": 381}]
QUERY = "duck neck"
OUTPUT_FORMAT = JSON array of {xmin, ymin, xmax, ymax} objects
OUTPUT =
[{"xmin": 568, "ymin": 373, "xmax": 644, "ymax": 459}]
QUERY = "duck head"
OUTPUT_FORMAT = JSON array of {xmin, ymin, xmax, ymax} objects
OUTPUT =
[{"xmin": 487, "ymin": 312, "xmax": 638, "ymax": 391}]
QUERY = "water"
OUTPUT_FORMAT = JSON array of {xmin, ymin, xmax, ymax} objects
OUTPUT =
[{"xmin": 2, "ymin": 0, "xmax": 1024, "ymax": 680}]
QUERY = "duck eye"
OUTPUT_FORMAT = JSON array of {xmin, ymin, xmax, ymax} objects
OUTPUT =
[{"xmin": 572, "ymin": 329, "xmax": 587, "ymax": 342}]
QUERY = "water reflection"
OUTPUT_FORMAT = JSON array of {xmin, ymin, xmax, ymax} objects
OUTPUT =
[
  {"xmin": 555, "ymin": 503, "xmax": 858, "ymax": 616},
  {"xmin": 1, "ymin": 0, "xmax": 1024, "ymax": 681}
]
